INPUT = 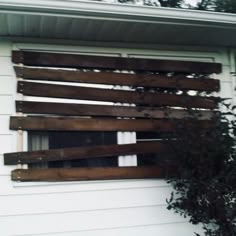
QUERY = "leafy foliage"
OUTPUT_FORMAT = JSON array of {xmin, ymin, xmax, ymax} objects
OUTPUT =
[
  {"xmin": 117, "ymin": 0, "xmax": 236, "ymax": 13},
  {"xmin": 157, "ymin": 0, "xmax": 183, "ymax": 7},
  {"xmin": 166, "ymin": 101, "xmax": 236, "ymax": 236},
  {"xmin": 214, "ymin": 0, "xmax": 236, "ymax": 13},
  {"xmin": 117, "ymin": 0, "xmax": 183, "ymax": 7},
  {"xmin": 192, "ymin": 0, "xmax": 236, "ymax": 13},
  {"xmin": 194, "ymin": 0, "xmax": 215, "ymax": 11}
]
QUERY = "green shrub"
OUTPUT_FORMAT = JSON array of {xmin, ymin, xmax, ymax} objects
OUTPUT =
[{"xmin": 166, "ymin": 101, "xmax": 236, "ymax": 236}]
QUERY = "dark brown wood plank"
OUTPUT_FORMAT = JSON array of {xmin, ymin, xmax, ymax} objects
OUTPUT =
[
  {"xmin": 10, "ymin": 116, "xmax": 212, "ymax": 132},
  {"xmin": 11, "ymin": 166, "xmax": 170, "ymax": 181},
  {"xmin": 12, "ymin": 51, "xmax": 222, "ymax": 74},
  {"xmin": 4, "ymin": 141, "xmax": 169, "ymax": 165},
  {"xmin": 14, "ymin": 67, "xmax": 220, "ymax": 91},
  {"xmin": 16, "ymin": 101, "xmax": 215, "ymax": 120},
  {"xmin": 17, "ymin": 81, "xmax": 218, "ymax": 109}
]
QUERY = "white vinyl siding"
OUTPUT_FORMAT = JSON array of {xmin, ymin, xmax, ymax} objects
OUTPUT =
[
  {"xmin": 0, "ymin": 41, "xmax": 17, "ymax": 177},
  {"xmin": 0, "ymin": 41, "xmax": 233, "ymax": 236}
]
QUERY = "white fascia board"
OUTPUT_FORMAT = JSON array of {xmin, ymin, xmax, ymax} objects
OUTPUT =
[{"xmin": 0, "ymin": 0, "xmax": 235, "ymax": 27}]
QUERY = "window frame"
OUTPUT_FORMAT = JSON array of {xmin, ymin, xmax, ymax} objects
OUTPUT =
[{"xmin": 229, "ymin": 49, "xmax": 236, "ymax": 106}]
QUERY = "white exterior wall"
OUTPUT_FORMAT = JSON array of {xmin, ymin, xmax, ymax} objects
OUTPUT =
[{"xmin": 0, "ymin": 40, "xmax": 234, "ymax": 236}]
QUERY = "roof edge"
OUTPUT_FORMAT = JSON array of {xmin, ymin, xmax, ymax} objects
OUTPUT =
[{"xmin": 0, "ymin": 0, "xmax": 235, "ymax": 26}]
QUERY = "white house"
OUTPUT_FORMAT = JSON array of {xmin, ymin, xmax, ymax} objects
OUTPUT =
[{"xmin": 0, "ymin": 1, "xmax": 236, "ymax": 235}]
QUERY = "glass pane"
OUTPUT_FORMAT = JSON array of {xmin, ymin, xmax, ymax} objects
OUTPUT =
[{"xmin": 28, "ymin": 131, "xmax": 118, "ymax": 168}]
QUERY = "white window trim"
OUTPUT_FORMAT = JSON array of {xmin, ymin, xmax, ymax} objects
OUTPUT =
[{"xmin": 229, "ymin": 49, "xmax": 236, "ymax": 105}]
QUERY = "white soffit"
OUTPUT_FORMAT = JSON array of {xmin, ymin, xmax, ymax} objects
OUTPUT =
[{"xmin": 0, "ymin": 0, "xmax": 236, "ymax": 46}]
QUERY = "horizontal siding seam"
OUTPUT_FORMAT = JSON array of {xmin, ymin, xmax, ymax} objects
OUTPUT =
[
  {"xmin": 13, "ymin": 181, "xmax": 169, "ymax": 189},
  {"xmin": 0, "ymin": 184, "xmax": 171, "ymax": 197},
  {"xmin": 0, "ymin": 133, "xmax": 15, "ymax": 135},
  {"xmin": 0, "ymin": 93, "xmax": 15, "ymax": 96},
  {"xmin": 0, "ymin": 203, "xmax": 169, "ymax": 218},
  {"xmin": 0, "ymin": 174, "xmax": 11, "ymax": 177},
  {"xmin": 10, "ymin": 221, "xmax": 190, "ymax": 236}
]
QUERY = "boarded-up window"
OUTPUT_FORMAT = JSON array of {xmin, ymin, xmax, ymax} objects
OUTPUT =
[{"xmin": 4, "ymin": 50, "xmax": 222, "ymax": 181}]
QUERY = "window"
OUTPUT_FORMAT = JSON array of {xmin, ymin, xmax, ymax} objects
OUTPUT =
[
  {"xmin": 4, "ymin": 49, "xmax": 222, "ymax": 182},
  {"xmin": 28, "ymin": 131, "xmax": 117, "ymax": 168}
]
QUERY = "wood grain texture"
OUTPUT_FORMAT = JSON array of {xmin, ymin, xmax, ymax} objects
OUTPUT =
[
  {"xmin": 14, "ymin": 66, "xmax": 220, "ymax": 91},
  {"xmin": 12, "ymin": 51, "xmax": 222, "ymax": 73},
  {"xmin": 17, "ymin": 81, "xmax": 218, "ymax": 109},
  {"xmin": 9, "ymin": 116, "xmax": 212, "ymax": 132},
  {"xmin": 4, "ymin": 141, "xmax": 169, "ymax": 165},
  {"xmin": 16, "ymin": 101, "xmax": 215, "ymax": 120},
  {"xmin": 11, "ymin": 166, "xmax": 170, "ymax": 181}
]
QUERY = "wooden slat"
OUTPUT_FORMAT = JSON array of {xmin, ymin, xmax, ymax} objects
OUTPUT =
[
  {"xmin": 17, "ymin": 81, "xmax": 218, "ymax": 109},
  {"xmin": 11, "ymin": 166, "xmax": 170, "ymax": 181},
  {"xmin": 10, "ymin": 116, "xmax": 212, "ymax": 132},
  {"xmin": 4, "ymin": 141, "xmax": 170, "ymax": 165},
  {"xmin": 14, "ymin": 67, "xmax": 220, "ymax": 91},
  {"xmin": 16, "ymin": 101, "xmax": 215, "ymax": 120},
  {"xmin": 12, "ymin": 51, "xmax": 222, "ymax": 74}
]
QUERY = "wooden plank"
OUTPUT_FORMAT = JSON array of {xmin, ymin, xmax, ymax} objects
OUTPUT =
[
  {"xmin": 9, "ymin": 116, "xmax": 212, "ymax": 132},
  {"xmin": 4, "ymin": 141, "xmax": 169, "ymax": 165},
  {"xmin": 12, "ymin": 51, "xmax": 222, "ymax": 74},
  {"xmin": 16, "ymin": 101, "xmax": 215, "ymax": 120},
  {"xmin": 14, "ymin": 66, "xmax": 220, "ymax": 91},
  {"xmin": 17, "ymin": 81, "xmax": 218, "ymax": 109},
  {"xmin": 11, "ymin": 166, "xmax": 170, "ymax": 181}
]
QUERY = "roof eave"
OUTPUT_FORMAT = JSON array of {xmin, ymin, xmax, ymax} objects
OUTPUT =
[{"xmin": 0, "ymin": 0, "xmax": 235, "ymax": 27}]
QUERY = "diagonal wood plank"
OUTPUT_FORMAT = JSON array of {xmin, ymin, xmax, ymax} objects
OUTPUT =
[
  {"xmin": 12, "ymin": 51, "xmax": 222, "ymax": 73},
  {"xmin": 9, "ymin": 116, "xmax": 212, "ymax": 132},
  {"xmin": 17, "ymin": 81, "xmax": 218, "ymax": 109},
  {"xmin": 14, "ymin": 66, "xmax": 220, "ymax": 92},
  {"xmin": 11, "ymin": 166, "xmax": 172, "ymax": 181},
  {"xmin": 16, "ymin": 101, "xmax": 215, "ymax": 120},
  {"xmin": 4, "ymin": 141, "xmax": 170, "ymax": 165}
]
